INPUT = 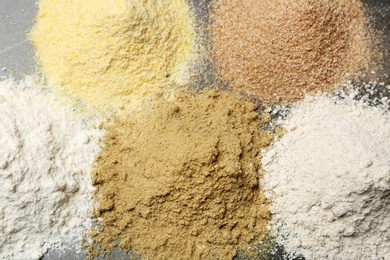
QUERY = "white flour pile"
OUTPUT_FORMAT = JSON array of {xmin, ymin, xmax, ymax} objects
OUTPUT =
[
  {"xmin": 0, "ymin": 79, "xmax": 103, "ymax": 260},
  {"xmin": 262, "ymin": 86, "xmax": 390, "ymax": 260}
]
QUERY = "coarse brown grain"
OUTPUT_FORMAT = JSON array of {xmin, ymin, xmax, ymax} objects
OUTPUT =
[
  {"xmin": 211, "ymin": 0, "xmax": 372, "ymax": 103},
  {"xmin": 89, "ymin": 89, "xmax": 274, "ymax": 260}
]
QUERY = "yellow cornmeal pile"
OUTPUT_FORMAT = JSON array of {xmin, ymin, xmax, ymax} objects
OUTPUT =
[
  {"xmin": 89, "ymin": 89, "xmax": 274, "ymax": 259},
  {"xmin": 31, "ymin": 0, "xmax": 195, "ymax": 113}
]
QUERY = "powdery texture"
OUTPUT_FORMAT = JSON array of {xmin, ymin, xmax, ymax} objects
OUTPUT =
[
  {"xmin": 90, "ymin": 90, "xmax": 274, "ymax": 259},
  {"xmin": 211, "ymin": 0, "xmax": 371, "ymax": 103},
  {"xmin": 0, "ymin": 79, "xmax": 103, "ymax": 260},
  {"xmin": 262, "ymin": 90, "xmax": 390, "ymax": 259},
  {"xmin": 31, "ymin": 0, "xmax": 195, "ymax": 113}
]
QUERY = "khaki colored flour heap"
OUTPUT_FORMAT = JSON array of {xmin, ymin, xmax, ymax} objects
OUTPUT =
[
  {"xmin": 211, "ymin": 0, "xmax": 371, "ymax": 103},
  {"xmin": 90, "ymin": 90, "xmax": 274, "ymax": 259},
  {"xmin": 31, "ymin": 0, "xmax": 195, "ymax": 113}
]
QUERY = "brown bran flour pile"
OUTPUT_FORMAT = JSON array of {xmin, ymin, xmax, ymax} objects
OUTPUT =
[
  {"xmin": 89, "ymin": 90, "xmax": 274, "ymax": 259},
  {"xmin": 211, "ymin": 0, "xmax": 372, "ymax": 103}
]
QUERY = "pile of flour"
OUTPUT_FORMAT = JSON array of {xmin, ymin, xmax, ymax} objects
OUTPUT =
[
  {"xmin": 262, "ymin": 85, "xmax": 390, "ymax": 259},
  {"xmin": 0, "ymin": 78, "xmax": 103, "ymax": 260}
]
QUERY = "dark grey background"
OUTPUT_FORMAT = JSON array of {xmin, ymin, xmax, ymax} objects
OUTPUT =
[{"xmin": 0, "ymin": 0, "xmax": 388, "ymax": 259}]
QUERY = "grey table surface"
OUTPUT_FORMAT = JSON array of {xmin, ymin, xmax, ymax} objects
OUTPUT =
[
  {"xmin": 0, "ymin": 0, "xmax": 36, "ymax": 80},
  {"xmin": 0, "ymin": 0, "xmax": 388, "ymax": 259}
]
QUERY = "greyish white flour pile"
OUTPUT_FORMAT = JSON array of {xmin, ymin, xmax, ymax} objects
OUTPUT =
[
  {"xmin": 0, "ymin": 79, "xmax": 103, "ymax": 260},
  {"xmin": 262, "ymin": 85, "xmax": 390, "ymax": 260}
]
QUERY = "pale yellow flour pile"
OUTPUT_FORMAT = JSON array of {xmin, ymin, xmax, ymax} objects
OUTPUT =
[{"xmin": 31, "ymin": 0, "xmax": 195, "ymax": 113}]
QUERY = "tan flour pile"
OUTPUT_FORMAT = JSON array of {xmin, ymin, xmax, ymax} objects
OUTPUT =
[
  {"xmin": 89, "ymin": 90, "xmax": 274, "ymax": 259},
  {"xmin": 211, "ymin": 0, "xmax": 372, "ymax": 103}
]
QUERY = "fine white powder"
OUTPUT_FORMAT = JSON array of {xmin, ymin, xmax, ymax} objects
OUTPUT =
[
  {"xmin": 0, "ymin": 78, "xmax": 103, "ymax": 260},
  {"xmin": 262, "ymin": 87, "xmax": 390, "ymax": 260}
]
